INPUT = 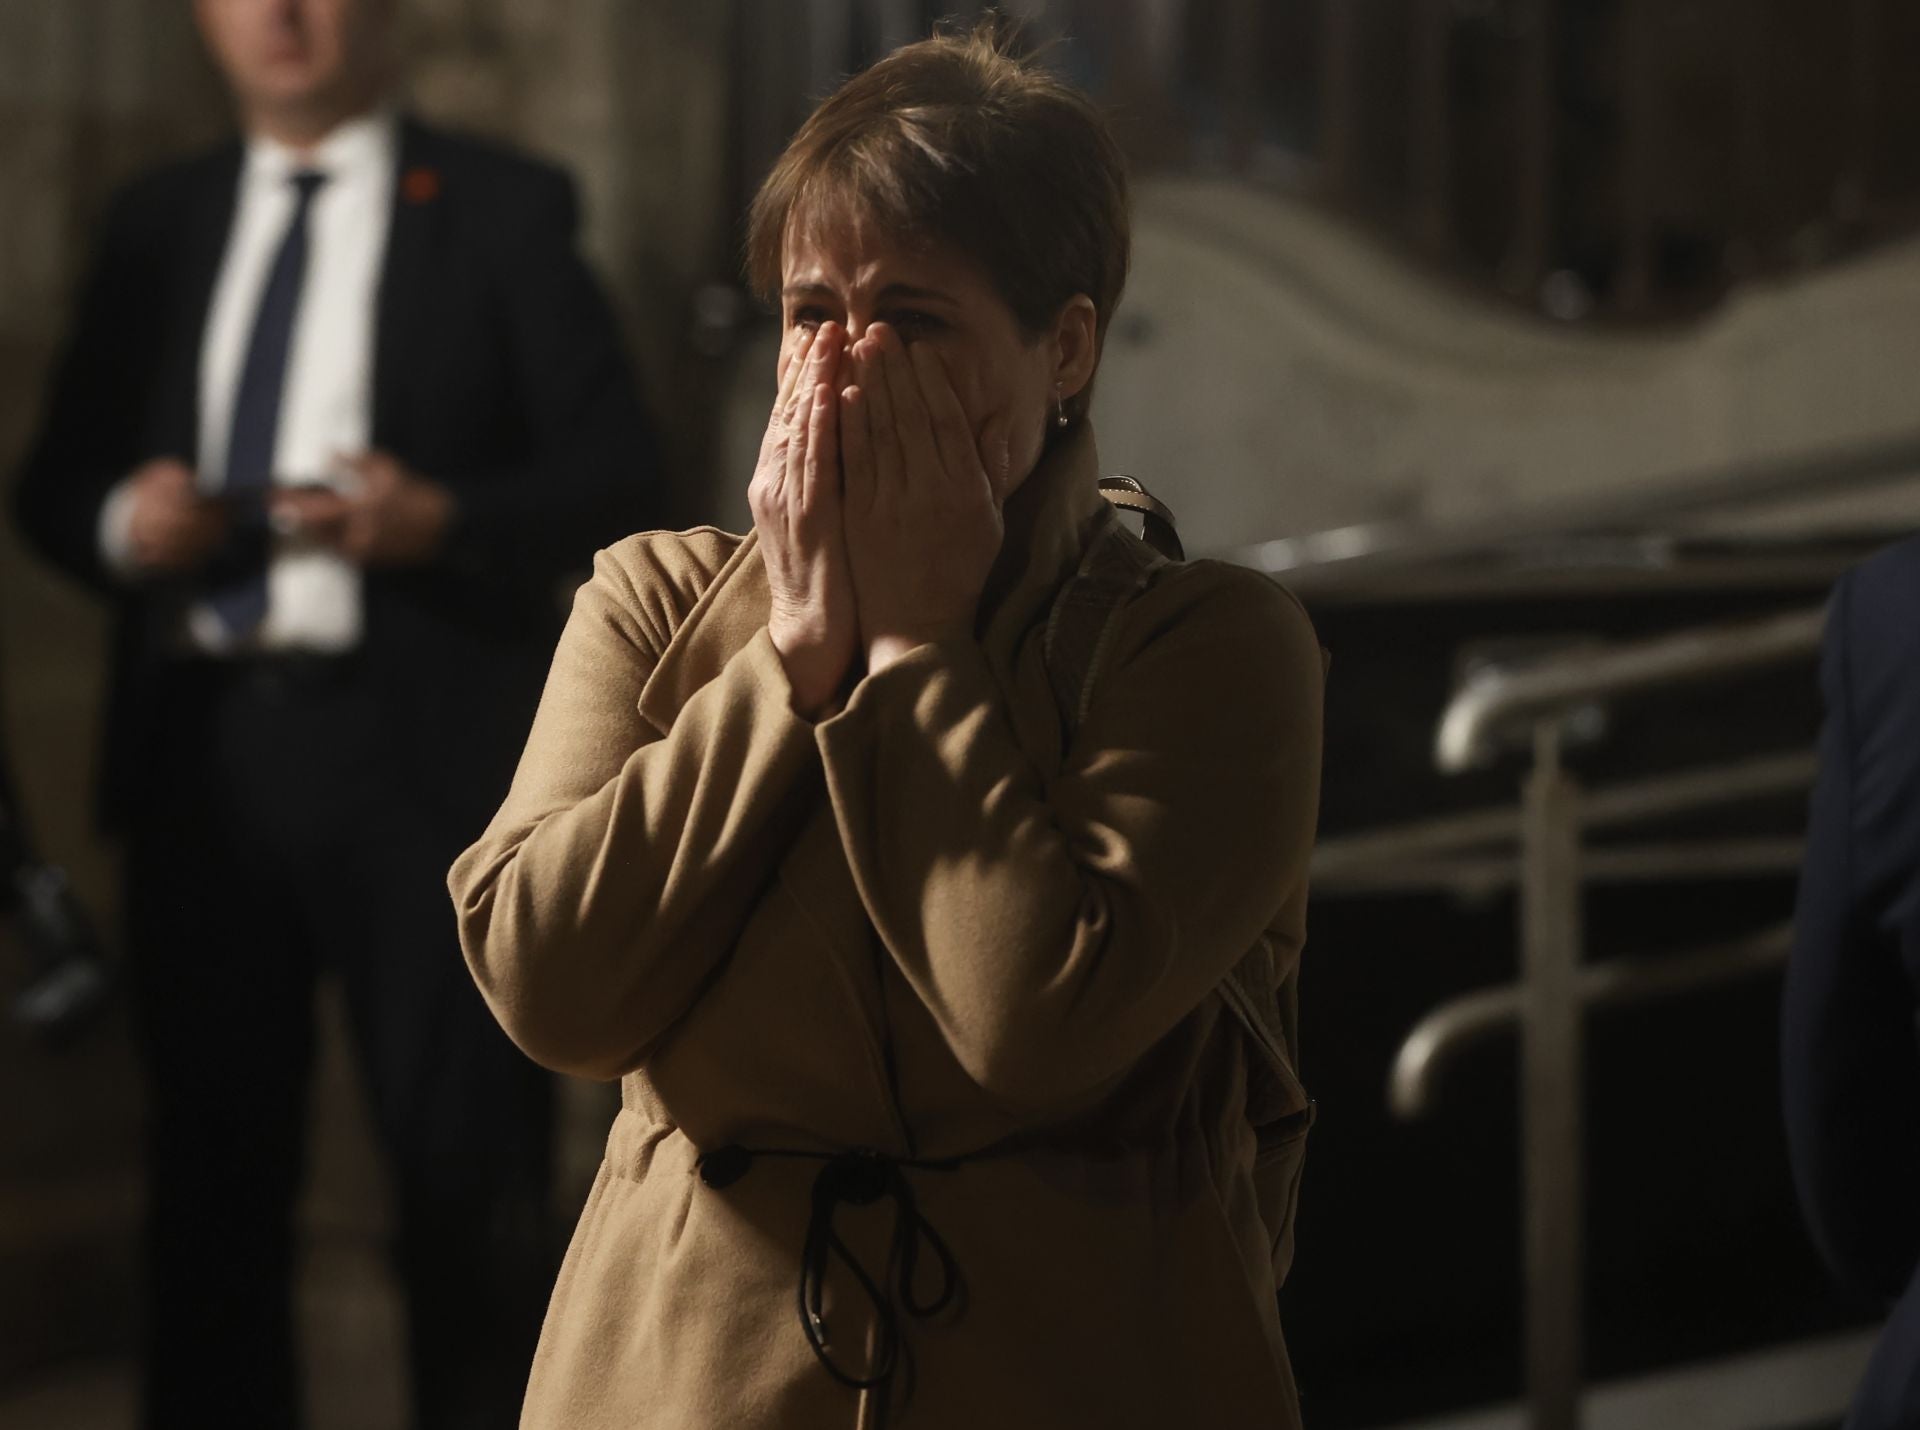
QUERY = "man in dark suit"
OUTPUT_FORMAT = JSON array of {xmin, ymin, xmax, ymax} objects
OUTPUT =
[
  {"xmin": 11, "ymin": 1, "xmax": 656, "ymax": 1425},
  {"xmin": 1783, "ymin": 535, "xmax": 1920, "ymax": 1430}
]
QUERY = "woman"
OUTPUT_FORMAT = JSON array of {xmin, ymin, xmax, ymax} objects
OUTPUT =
[{"xmin": 450, "ymin": 21, "xmax": 1324, "ymax": 1429}]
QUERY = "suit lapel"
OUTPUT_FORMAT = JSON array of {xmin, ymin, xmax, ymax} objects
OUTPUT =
[
  {"xmin": 168, "ymin": 145, "xmax": 245, "ymax": 466},
  {"xmin": 373, "ymin": 116, "xmax": 440, "ymax": 451}
]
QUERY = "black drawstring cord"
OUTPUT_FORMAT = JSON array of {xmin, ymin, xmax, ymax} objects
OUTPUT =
[{"xmin": 698, "ymin": 1144, "xmax": 963, "ymax": 1394}]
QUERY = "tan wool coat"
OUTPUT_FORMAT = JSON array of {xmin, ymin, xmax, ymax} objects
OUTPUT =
[{"xmin": 449, "ymin": 425, "xmax": 1326, "ymax": 1429}]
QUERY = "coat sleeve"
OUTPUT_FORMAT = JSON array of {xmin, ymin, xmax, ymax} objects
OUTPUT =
[
  {"xmin": 817, "ymin": 562, "xmax": 1324, "ymax": 1115},
  {"xmin": 1781, "ymin": 571, "xmax": 1920, "ymax": 1303},
  {"xmin": 449, "ymin": 539, "xmax": 819, "ymax": 1080}
]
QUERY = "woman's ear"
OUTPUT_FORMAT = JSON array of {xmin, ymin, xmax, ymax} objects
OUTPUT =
[{"xmin": 1051, "ymin": 295, "xmax": 1100, "ymax": 402}]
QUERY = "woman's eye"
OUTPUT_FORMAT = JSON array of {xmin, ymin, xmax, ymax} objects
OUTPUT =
[
  {"xmin": 790, "ymin": 306, "xmax": 829, "ymax": 331},
  {"xmin": 886, "ymin": 311, "xmax": 941, "ymax": 340}
]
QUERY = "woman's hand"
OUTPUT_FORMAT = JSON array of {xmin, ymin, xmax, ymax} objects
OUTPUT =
[
  {"xmin": 750, "ymin": 322, "xmax": 858, "ymax": 717},
  {"xmin": 840, "ymin": 324, "xmax": 1012, "ymax": 676}
]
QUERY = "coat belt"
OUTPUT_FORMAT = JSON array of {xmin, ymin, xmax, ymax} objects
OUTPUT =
[{"xmin": 697, "ymin": 1143, "xmax": 963, "ymax": 1409}]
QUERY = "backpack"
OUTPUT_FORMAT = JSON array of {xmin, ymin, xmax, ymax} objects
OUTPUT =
[{"xmin": 1041, "ymin": 476, "xmax": 1317, "ymax": 1289}]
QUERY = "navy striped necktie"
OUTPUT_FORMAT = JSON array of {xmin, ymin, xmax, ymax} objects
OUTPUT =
[{"xmin": 206, "ymin": 168, "xmax": 329, "ymax": 639}]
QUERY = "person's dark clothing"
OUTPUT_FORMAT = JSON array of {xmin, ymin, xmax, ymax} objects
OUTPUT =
[
  {"xmin": 129, "ymin": 658, "xmax": 555, "ymax": 1427},
  {"xmin": 1784, "ymin": 534, "xmax": 1920, "ymax": 1430},
  {"xmin": 15, "ymin": 116, "xmax": 654, "ymax": 835},
  {"xmin": 12, "ymin": 115, "xmax": 656, "ymax": 1430}
]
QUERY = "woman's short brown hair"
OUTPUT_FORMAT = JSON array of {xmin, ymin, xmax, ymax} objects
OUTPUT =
[{"xmin": 746, "ymin": 17, "xmax": 1131, "ymax": 414}]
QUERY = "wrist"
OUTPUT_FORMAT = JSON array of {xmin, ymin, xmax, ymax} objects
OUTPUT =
[
  {"xmin": 865, "ymin": 634, "xmax": 923, "ymax": 676},
  {"xmin": 865, "ymin": 626, "xmax": 968, "ymax": 676},
  {"xmin": 769, "ymin": 621, "xmax": 848, "ymax": 718},
  {"xmin": 413, "ymin": 481, "xmax": 456, "ymax": 558}
]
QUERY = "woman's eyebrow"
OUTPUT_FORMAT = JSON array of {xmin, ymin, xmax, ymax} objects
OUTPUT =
[
  {"xmin": 780, "ymin": 281, "xmax": 957, "ymax": 306},
  {"xmin": 875, "ymin": 283, "xmax": 956, "ymax": 306}
]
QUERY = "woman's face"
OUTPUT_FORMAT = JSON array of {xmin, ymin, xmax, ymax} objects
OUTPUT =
[{"xmin": 779, "ymin": 218, "xmax": 1096, "ymax": 496}]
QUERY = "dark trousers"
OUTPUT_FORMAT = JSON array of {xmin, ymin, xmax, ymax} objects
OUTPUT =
[{"xmin": 125, "ymin": 656, "xmax": 554, "ymax": 1430}]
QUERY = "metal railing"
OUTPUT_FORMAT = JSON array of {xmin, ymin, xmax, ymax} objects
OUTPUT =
[
  {"xmin": 1435, "ymin": 607, "xmax": 1827, "ymax": 772},
  {"xmin": 1311, "ymin": 601, "xmax": 1828, "ymax": 1430},
  {"xmin": 1386, "ymin": 923, "xmax": 1794, "ymax": 1120},
  {"xmin": 1314, "ymin": 750, "xmax": 1818, "ymax": 898}
]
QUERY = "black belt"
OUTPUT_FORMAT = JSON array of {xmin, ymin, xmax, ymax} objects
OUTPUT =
[{"xmin": 697, "ymin": 1144, "xmax": 964, "ymax": 1396}]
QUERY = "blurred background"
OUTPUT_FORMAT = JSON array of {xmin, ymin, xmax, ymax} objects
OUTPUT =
[{"xmin": 5, "ymin": 1, "xmax": 1918, "ymax": 1427}]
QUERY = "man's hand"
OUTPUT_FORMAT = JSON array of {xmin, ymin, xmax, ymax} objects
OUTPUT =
[
  {"xmin": 271, "ymin": 450, "xmax": 454, "ymax": 567},
  {"xmin": 123, "ymin": 458, "xmax": 228, "ymax": 575}
]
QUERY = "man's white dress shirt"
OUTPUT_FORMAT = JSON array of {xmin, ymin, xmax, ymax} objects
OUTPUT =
[{"xmin": 100, "ymin": 110, "xmax": 399, "ymax": 654}]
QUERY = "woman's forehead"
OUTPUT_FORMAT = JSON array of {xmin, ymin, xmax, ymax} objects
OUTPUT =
[{"xmin": 781, "ymin": 205, "xmax": 976, "ymax": 296}]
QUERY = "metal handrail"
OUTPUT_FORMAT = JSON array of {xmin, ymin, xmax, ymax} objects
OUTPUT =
[
  {"xmin": 1354, "ymin": 592, "xmax": 1830, "ymax": 1430},
  {"xmin": 1388, "ymin": 923, "xmax": 1794, "ymax": 1119},
  {"xmin": 1312, "ymin": 751, "xmax": 1817, "ymax": 891},
  {"xmin": 1318, "ymin": 838, "xmax": 1804, "ymax": 898},
  {"xmin": 1435, "ymin": 606, "xmax": 1826, "ymax": 774}
]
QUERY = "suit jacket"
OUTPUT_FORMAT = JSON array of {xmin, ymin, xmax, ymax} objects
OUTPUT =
[
  {"xmin": 12, "ymin": 115, "xmax": 656, "ymax": 831},
  {"xmin": 449, "ymin": 424, "xmax": 1325, "ymax": 1428},
  {"xmin": 1783, "ymin": 536, "xmax": 1920, "ymax": 1430}
]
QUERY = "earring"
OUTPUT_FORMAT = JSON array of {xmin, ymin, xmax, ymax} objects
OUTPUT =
[{"xmin": 1055, "ymin": 387, "xmax": 1070, "ymax": 429}]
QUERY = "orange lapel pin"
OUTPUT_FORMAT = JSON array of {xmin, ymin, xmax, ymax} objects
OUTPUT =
[{"xmin": 402, "ymin": 166, "xmax": 441, "ymax": 204}]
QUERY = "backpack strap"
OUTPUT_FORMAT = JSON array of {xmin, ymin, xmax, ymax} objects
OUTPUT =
[
  {"xmin": 1097, "ymin": 476, "xmax": 1184, "ymax": 561},
  {"xmin": 1042, "ymin": 475, "xmax": 1315, "ymax": 1286}
]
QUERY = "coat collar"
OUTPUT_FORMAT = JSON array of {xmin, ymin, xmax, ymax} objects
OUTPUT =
[
  {"xmin": 242, "ymin": 106, "xmax": 398, "ymax": 188},
  {"xmin": 635, "ymin": 422, "xmax": 1110, "ymax": 732},
  {"xmin": 978, "ymin": 420, "xmax": 1110, "ymax": 662}
]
